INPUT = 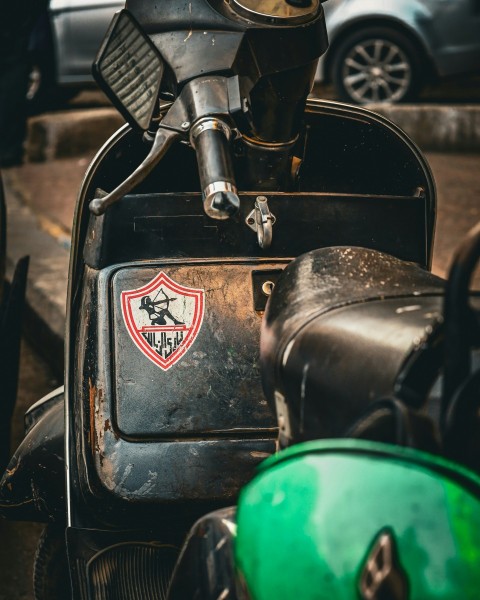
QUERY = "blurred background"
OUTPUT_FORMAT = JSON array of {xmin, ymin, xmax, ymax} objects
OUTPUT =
[{"xmin": 27, "ymin": 0, "xmax": 480, "ymax": 112}]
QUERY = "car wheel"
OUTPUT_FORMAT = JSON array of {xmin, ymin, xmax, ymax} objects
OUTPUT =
[
  {"xmin": 331, "ymin": 27, "xmax": 423, "ymax": 104},
  {"xmin": 33, "ymin": 525, "xmax": 71, "ymax": 600}
]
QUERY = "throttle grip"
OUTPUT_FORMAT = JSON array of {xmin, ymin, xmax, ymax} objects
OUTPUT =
[{"xmin": 190, "ymin": 118, "xmax": 240, "ymax": 220}]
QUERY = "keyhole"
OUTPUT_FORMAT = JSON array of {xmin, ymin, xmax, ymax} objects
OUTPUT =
[{"xmin": 262, "ymin": 281, "xmax": 275, "ymax": 296}]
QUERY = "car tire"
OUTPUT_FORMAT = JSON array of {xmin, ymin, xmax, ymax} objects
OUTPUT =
[
  {"xmin": 27, "ymin": 53, "xmax": 52, "ymax": 114},
  {"xmin": 33, "ymin": 525, "xmax": 71, "ymax": 600},
  {"xmin": 27, "ymin": 53, "xmax": 78, "ymax": 115},
  {"xmin": 331, "ymin": 26, "xmax": 424, "ymax": 104}
]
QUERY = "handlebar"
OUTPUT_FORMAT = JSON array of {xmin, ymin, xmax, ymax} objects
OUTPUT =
[
  {"xmin": 88, "ymin": 77, "xmax": 242, "ymax": 220},
  {"xmin": 190, "ymin": 118, "xmax": 240, "ymax": 220}
]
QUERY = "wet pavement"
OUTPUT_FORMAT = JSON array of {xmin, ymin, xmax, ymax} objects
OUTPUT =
[{"xmin": 8, "ymin": 154, "xmax": 94, "ymax": 237}]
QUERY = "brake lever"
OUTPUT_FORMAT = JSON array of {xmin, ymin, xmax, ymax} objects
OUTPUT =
[
  {"xmin": 90, "ymin": 75, "xmax": 244, "ymax": 220},
  {"xmin": 89, "ymin": 126, "xmax": 180, "ymax": 216}
]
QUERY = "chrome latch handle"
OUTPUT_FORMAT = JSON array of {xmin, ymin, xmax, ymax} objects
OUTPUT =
[{"xmin": 246, "ymin": 196, "xmax": 276, "ymax": 250}]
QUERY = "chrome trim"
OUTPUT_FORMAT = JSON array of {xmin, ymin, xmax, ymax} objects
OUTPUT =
[
  {"xmin": 190, "ymin": 118, "xmax": 231, "ymax": 146},
  {"xmin": 204, "ymin": 181, "xmax": 237, "ymax": 197}
]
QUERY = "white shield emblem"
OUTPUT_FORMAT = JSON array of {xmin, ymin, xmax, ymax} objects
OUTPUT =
[{"xmin": 121, "ymin": 272, "xmax": 205, "ymax": 370}]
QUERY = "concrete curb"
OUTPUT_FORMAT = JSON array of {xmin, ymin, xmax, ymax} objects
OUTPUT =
[
  {"xmin": 3, "ymin": 170, "xmax": 68, "ymax": 379},
  {"xmin": 368, "ymin": 104, "xmax": 480, "ymax": 152},
  {"xmin": 24, "ymin": 104, "xmax": 480, "ymax": 161},
  {"xmin": 26, "ymin": 108, "xmax": 124, "ymax": 162}
]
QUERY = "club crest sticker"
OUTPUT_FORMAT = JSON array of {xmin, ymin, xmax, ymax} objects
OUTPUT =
[{"xmin": 121, "ymin": 272, "xmax": 204, "ymax": 371}]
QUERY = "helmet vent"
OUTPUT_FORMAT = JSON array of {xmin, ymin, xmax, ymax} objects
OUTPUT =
[{"xmin": 359, "ymin": 530, "xmax": 409, "ymax": 600}]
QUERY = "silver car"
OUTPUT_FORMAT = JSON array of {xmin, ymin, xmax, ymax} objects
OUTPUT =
[
  {"xmin": 318, "ymin": 0, "xmax": 480, "ymax": 103},
  {"xmin": 28, "ymin": 0, "xmax": 123, "ymax": 109},
  {"xmin": 30, "ymin": 0, "xmax": 480, "ymax": 107}
]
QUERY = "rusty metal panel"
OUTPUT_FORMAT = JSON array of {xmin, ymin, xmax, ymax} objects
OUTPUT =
[
  {"xmin": 74, "ymin": 262, "xmax": 279, "ymax": 510},
  {"xmin": 111, "ymin": 262, "xmax": 281, "ymax": 438}
]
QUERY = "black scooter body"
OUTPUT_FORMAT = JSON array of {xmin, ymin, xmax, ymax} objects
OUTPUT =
[
  {"xmin": 71, "ymin": 100, "xmax": 435, "ymax": 511},
  {"xmin": 0, "ymin": 1, "xmax": 438, "ymax": 596},
  {"xmin": 0, "ymin": 101, "xmax": 435, "ymax": 521}
]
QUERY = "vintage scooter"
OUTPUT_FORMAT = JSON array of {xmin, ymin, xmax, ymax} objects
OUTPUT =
[{"xmin": 0, "ymin": 1, "xmax": 437, "ymax": 598}]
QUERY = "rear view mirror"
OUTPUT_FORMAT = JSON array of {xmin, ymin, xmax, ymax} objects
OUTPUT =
[{"xmin": 93, "ymin": 9, "xmax": 164, "ymax": 131}]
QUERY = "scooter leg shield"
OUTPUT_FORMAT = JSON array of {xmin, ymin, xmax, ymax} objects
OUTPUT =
[{"xmin": 0, "ymin": 393, "xmax": 65, "ymax": 523}]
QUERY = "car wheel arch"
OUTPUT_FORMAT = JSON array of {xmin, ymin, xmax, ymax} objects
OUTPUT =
[{"xmin": 323, "ymin": 16, "xmax": 437, "ymax": 85}]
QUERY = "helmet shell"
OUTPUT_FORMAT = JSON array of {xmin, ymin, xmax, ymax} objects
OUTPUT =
[{"xmin": 236, "ymin": 440, "xmax": 480, "ymax": 599}]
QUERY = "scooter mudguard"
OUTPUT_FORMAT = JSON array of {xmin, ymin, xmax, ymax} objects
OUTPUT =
[
  {"xmin": 0, "ymin": 388, "xmax": 65, "ymax": 523},
  {"xmin": 235, "ymin": 440, "xmax": 480, "ymax": 600}
]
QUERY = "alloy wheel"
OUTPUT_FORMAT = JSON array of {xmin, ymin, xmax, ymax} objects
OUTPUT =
[{"xmin": 341, "ymin": 38, "xmax": 412, "ymax": 103}]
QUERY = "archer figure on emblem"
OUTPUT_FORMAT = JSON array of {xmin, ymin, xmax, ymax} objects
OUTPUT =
[{"xmin": 139, "ymin": 289, "xmax": 184, "ymax": 326}]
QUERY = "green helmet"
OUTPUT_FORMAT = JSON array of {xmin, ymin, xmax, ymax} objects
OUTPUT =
[{"xmin": 235, "ymin": 440, "xmax": 480, "ymax": 600}]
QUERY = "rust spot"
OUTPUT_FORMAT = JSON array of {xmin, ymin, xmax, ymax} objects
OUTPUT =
[
  {"xmin": 250, "ymin": 451, "xmax": 271, "ymax": 459},
  {"xmin": 103, "ymin": 417, "xmax": 119, "ymax": 441},
  {"xmin": 6, "ymin": 464, "xmax": 19, "ymax": 477},
  {"xmin": 89, "ymin": 378, "xmax": 97, "ymax": 451}
]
